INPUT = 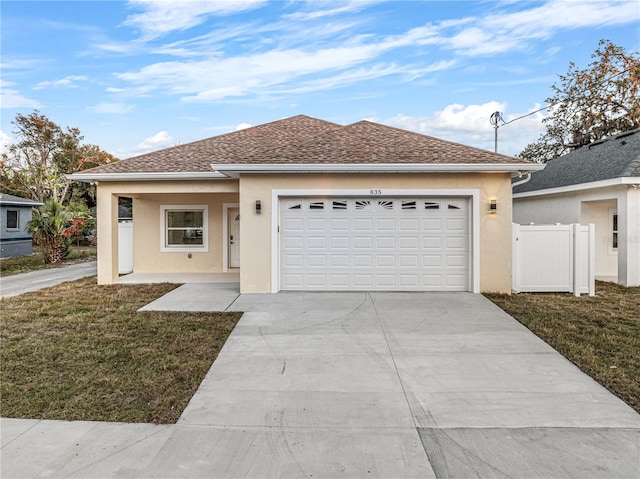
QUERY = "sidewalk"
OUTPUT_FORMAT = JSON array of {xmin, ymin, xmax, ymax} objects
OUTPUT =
[{"xmin": 0, "ymin": 261, "xmax": 97, "ymax": 298}]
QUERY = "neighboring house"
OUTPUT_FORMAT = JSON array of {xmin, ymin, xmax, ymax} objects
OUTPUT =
[
  {"xmin": 513, "ymin": 129, "xmax": 640, "ymax": 287},
  {"xmin": 70, "ymin": 115, "xmax": 543, "ymax": 294},
  {"xmin": 0, "ymin": 194, "xmax": 43, "ymax": 259}
]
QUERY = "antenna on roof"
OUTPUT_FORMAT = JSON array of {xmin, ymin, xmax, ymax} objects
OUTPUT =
[{"xmin": 489, "ymin": 111, "xmax": 505, "ymax": 153}]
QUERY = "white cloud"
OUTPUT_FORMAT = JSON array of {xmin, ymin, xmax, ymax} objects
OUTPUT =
[
  {"xmin": 136, "ymin": 130, "xmax": 174, "ymax": 150},
  {"xmin": 0, "ymin": 130, "xmax": 12, "ymax": 155},
  {"xmin": 110, "ymin": 0, "xmax": 639, "ymax": 105},
  {"xmin": 376, "ymin": 102, "xmax": 548, "ymax": 156},
  {"xmin": 235, "ymin": 122, "xmax": 252, "ymax": 131},
  {"xmin": 89, "ymin": 102, "xmax": 135, "ymax": 114},
  {"xmin": 283, "ymin": 0, "xmax": 383, "ymax": 21},
  {"xmin": 112, "ymin": 130, "xmax": 175, "ymax": 158},
  {"xmin": 34, "ymin": 75, "xmax": 89, "ymax": 90},
  {"xmin": 0, "ymin": 80, "xmax": 41, "ymax": 109},
  {"xmin": 124, "ymin": 0, "xmax": 267, "ymax": 38}
]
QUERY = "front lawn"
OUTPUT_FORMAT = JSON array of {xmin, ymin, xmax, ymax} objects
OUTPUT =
[
  {"xmin": 0, "ymin": 246, "xmax": 97, "ymax": 276},
  {"xmin": 0, "ymin": 277, "xmax": 242, "ymax": 423},
  {"xmin": 485, "ymin": 281, "xmax": 640, "ymax": 414}
]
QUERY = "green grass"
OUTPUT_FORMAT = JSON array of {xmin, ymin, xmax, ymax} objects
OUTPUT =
[
  {"xmin": 0, "ymin": 277, "xmax": 242, "ymax": 423},
  {"xmin": 485, "ymin": 281, "xmax": 640, "ymax": 414},
  {"xmin": 0, "ymin": 246, "xmax": 97, "ymax": 276}
]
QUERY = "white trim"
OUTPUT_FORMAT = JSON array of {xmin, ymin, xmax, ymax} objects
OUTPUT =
[
  {"xmin": 213, "ymin": 163, "xmax": 543, "ymax": 177},
  {"xmin": 222, "ymin": 203, "xmax": 239, "ymax": 272},
  {"xmin": 513, "ymin": 177, "xmax": 640, "ymax": 198},
  {"xmin": 160, "ymin": 205, "xmax": 209, "ymax": 253},
  {"xmin": 67, "ymin": 172, "xmax": 229, "ymax": 182},
  {"xmin": 270, "ymin": 189, "xmax": 481, "ymax": 294}
]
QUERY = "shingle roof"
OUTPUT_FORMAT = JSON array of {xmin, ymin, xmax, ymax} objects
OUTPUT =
[
  {"xmin": 514, "ymin": 129, "xmax": 640, "ymax": 194},
  {"xmin": 80, "ymin": 114, "xmax": 533, "ymax": 176},
  {"xmin": 0, "ymin": 193, "xmax": 43, "ymax": 206}
]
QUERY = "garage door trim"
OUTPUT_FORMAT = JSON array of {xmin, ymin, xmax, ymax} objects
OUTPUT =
[{"xmin": 271, "ymin": 189, "xmax": 480, "ymax": 293}]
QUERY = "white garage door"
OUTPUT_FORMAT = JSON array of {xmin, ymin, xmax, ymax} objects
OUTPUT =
[{"xmin": 280, "ymin": 197, "xmax": 470, "ymax": 291}]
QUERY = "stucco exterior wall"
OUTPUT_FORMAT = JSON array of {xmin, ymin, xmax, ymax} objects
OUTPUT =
[
  {"xmin": 239, "ymin": 173, "xmax": 513, "ymax": 294},
  {"xmin": 96, "ymin": 180, "xmax": 238, "ymax": 284},
  {"xmin": 132, "ymin": 192, "xmax": 238, "ymax": 273}
]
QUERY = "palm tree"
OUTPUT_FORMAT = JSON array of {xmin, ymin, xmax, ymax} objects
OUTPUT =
[{"xmin": 27, "ymin": 199, "xmax": 71, "ymax": 264}]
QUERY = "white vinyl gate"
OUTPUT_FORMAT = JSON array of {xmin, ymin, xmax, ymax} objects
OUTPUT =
[
  {"xmin": 280, "ymin": 197, "xmax": 470, "ymax": 291},
  {"xmin": 512, "ymin": 223, "xmax": 595, "ymax": 296}
]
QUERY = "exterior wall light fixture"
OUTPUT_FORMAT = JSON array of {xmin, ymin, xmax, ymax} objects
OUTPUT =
[
  {"xmin": 489, "ymin": 199, "xmax": 497, "ymax": 214},
  {"xmin": 255, "ymin": 200, "xmax": 262, "ymax": 214}
]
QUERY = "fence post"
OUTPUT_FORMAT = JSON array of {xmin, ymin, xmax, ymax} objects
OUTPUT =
[
  {"xmin": 573, "ymin": 224, "xmax": 581, "ymax": 297},
  {"xmin": 512, "ymin": 223, "xmax": 519, "ymax": 293},
  {"xmin": 588, "ymin": 224, "xmax": 596, "ymax": 296}
]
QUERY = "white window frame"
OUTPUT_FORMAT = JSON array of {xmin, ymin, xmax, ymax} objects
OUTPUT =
[
  {"xmin": 608, "ymin": 208, "xmax": 618, "ymax": 254},
  {"xmin": 6, "ymin": 209, "xmax": 20, "ymax": 230},
  {"xmin": 160, "ymin": 205, "xmax": 209, "ymax": 253}
]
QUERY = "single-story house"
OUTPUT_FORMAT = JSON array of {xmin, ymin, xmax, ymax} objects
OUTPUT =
[
  {"xmin": 0, "ymin": 193, "xmax": 43, "ymax": 258},
  {"xmin": 70, "ymin": 115, "xmax": 543, "ymax": 294},
  {"xmin": 513, "ymin": 129, "xmax": 640, "ymax": 287}
]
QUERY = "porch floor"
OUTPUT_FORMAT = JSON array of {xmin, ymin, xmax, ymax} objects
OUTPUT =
[{"xmin": 118, "ymin": 272, "xmax": 240, "ymax": 284}]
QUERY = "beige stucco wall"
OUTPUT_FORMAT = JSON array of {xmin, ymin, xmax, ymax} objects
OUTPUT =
[
  {"xmin": 239, "ymin": 173, "xmax": 513, "ymax": 294},
  {"xmin": 96, "ymin": 180, "xmax": 238, "ymax": 284},
  {"xmin": 132, "ymin": 192, "xmax": 239, "ymax": 274}
]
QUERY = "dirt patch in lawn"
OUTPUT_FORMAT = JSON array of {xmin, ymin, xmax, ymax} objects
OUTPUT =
[
  {"xmin": 0, "ymin": 277, "xmax": 242, "ymax": 424},
  {"xmin": 486, "ymin": 281, "xmax": 640, "ymax": 414}
]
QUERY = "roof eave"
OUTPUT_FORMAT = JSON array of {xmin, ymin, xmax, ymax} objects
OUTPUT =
[
  {"xmin": 513, "ymin": 176, "xmax": 640, "ymax": 198},
  {"xmin": 211, "ymin": 163, "xmax": 545, "ymax": 178},
  {"xmin": 67, "ymin": 171, "xmax": 231, "ymax": 182}
]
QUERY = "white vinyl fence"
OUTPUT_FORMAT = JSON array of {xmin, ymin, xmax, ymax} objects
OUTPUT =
[
  {"xmin": 118, "ymin": 221, "xmax": 133, "ymax": 274},
  {"xmin": 512, "ymin": 223, "xmax": 595, "ymax": 296}
]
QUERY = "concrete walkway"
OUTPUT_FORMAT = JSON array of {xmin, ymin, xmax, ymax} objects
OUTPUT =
[
  {"xmin": 0, "ymin": 261, "xmax": 97, "ymax": 298},
  {"xmin": 2, "ymin": 291, "xmax": 639, "ymax": 478}
]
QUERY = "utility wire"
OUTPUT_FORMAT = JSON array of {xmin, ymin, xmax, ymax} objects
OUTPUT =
[{"xmin": 494, "ymin": 63, "xmax": 639, "ymax": 128}]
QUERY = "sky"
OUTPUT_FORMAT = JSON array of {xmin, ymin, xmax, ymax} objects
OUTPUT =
[{"xmin": 1, "ymin": 0, "xmax": 639, "ymax": 160}]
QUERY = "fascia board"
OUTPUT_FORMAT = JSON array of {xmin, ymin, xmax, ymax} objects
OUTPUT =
[
  {"xmin": 67, "ymin": 172, "xmax": 230, "ymax": 182},
  {"xmin": 211, "ymin": 163, "xmax": 545, "ymax": 177},
  {"xmin": 513, "ymin": 177, "xmax": 640, "ymax": 198}
]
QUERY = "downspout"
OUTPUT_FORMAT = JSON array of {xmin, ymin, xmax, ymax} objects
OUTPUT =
[{"xmin": 512, "ymin": 171, "xmax": 532, "ymax": 189}]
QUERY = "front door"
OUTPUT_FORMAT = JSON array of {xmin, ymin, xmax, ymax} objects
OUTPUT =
[{"xmin": 229, "ymin": 208, "xmax": 240, "ymax": 268}]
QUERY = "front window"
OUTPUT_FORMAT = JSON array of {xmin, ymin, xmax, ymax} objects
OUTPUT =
[
  {"xmin": 6, "ymin": 210, "xmax": 19, "ymax": 230},
  {"xmin": 160, "ymin": 205, "xmax": 208, "ymax": 252}
]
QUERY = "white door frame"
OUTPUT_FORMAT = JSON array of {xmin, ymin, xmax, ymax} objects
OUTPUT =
[
  {"xmin": 271, "ymin": 189, "xmax": 480, "ymax": 293},
  {"xmin": 222, "ymin": 203, "xmax": 239, "ymax": 272}
]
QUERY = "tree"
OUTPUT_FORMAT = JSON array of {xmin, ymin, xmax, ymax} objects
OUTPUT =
[
  {"xmin": 27, "ymin": 199, "xmax": 71, "ymax": 264},
  {"xmin": 519, "ymin": 40, "xmax": 640, "ymax": 163},
  {"xmin": 1, "ymin": 110, "xmax": 118, "ymax": 205}
]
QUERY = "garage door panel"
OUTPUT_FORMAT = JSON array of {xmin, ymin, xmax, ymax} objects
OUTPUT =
[
  {"xmin": 330, "ymin": 255, "xmax": 349, "ymax": 267},
  {"xmin": 307, "ymin": 255, "xmax": 326, "ymax": 267},
  {"xmin": 354, "ymin": 255, "xmax": 373, "ymax": 267},
  {"xmin": 307, "ymin": 237, "xmax": 327, "ymax": 249},
  {"xmin": 280, "ymin": 197, "xmax": 469, "ymax": 291},
  {"xmin": 354, "ymin": 218, "xmax": 373, "ymax": 231},
  {"xmin": 308, "ymin": 219, "xmax": 326, "ymax": 231}
]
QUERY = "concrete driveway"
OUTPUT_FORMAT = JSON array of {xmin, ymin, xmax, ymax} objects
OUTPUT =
[{"xmin": 2, "ymin": 291, "xmax": 639, "ymax": 478}]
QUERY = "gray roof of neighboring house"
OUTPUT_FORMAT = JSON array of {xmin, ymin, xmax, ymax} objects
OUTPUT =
[
  {"xmin": 0, "ymin": 193, "xmax": 43, "ymax": 206},
  {"xmin": 514, "ymin": 129, "xmax": 640, "ymax": 194},
  {"xmin": 78, "ymin": 115, "xmax": 534, "ymax": 176}
]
